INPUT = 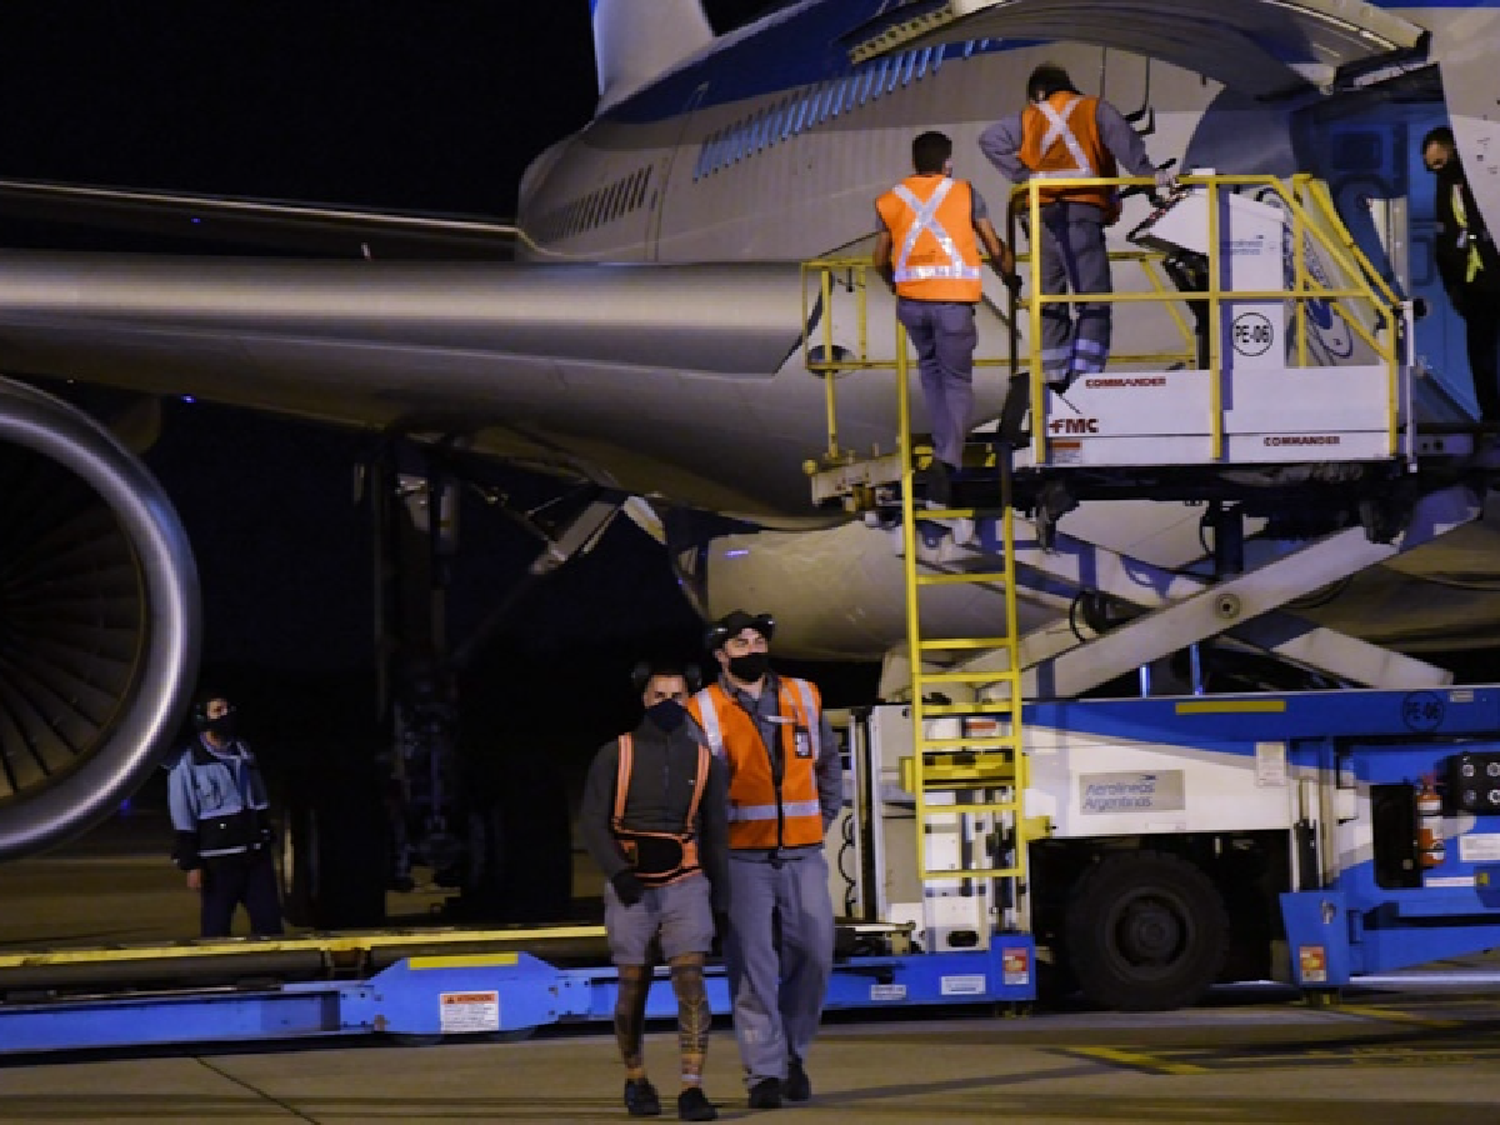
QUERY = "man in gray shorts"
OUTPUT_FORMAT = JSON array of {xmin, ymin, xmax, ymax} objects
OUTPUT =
[{"xmin": 581, "ymin": 661, "xmax": 730, "ymax": 1121}]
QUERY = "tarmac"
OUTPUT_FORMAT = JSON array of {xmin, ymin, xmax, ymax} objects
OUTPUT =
[{"xmin": 3, "ymin": 809, "xmax": 1500, "ymax": 1124}]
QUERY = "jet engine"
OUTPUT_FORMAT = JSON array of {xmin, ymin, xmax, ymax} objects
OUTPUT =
[{"xmin": 0, "ymin": 378, "xmax": 200, "ymax": 860}]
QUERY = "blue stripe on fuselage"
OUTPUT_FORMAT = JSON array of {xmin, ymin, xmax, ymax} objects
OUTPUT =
[{"xmin": 600, "ymin": 0, "xmax": 1036, "ymax": 123}]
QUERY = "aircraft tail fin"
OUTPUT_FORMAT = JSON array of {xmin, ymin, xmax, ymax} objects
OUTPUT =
[{"xmin": 592, "ymin": 0, "xmax": 713, "ymax": 111}]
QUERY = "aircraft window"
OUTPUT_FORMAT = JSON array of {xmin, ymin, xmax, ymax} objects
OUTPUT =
[
  {"xmin": 753, "ymin": 108, "xmax": 770, "ymax": 152},
  {"xmin": 857, "ymin": 66, "xmax": 875, "ymax": 106},
  {"xmin": 887, "ymin": 56, "xmax": 902, "ymax": 93},
  {"xmin": 695, "ymin": 136, "xmax": 712, "ymax": 180},
  {"xmin": 611, "ymin": 178, "xmax": 627, "ymax": 218},
  {"xmin": 638, "ymin": 166, "xmax": 653, "ymax": 206},
  {"xmin": 776, "ymin": 97, "xmax": 792, "ymax": 142},
  {"xmin": 868, "ymin": 60, "xmax": 887, "ymax": 101},
  {"xmin": 901, "ymin": 50, "xmax": 917, "ymax": 86},
  {"xmin": 793, "ymin": 88, "xmax": 814, "ymax": 134},
  {"xmin": 628, "ymin": 168, "xmax": 644, "ymax": 208},
  {"xmin": 915, "ymin": 47, "xmax": 932, "ymax": 80},
  {"xmin": 732, "ymin": 121, "xmax": 746, "ymax": 163},
  {"xmin": 587, "ymin": 190, "xmax": 601, "ymax": 229},
  {"xmin": 604, "ymin": 181, "xmax": 620, "ymax": 222},
  {"xmin": 962, "ymin": 39, "xmax": 977, "ymax": 58},
  {"xmin": 830, "ymin": 78, "xmax": 849, "ymax": 118}
]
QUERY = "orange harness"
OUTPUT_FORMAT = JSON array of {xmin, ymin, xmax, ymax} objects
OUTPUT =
[{"xmin": 612, "ymin": 733, "xmax": 711, "ymax": 887}]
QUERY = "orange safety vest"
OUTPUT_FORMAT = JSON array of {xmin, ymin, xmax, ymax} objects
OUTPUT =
[
  {"xmin": 612, "ymin": 732, "xmax": 710, "ymax": 887},
  {"xmin": 688, "ymin": 679, "xmax": 824, "ymax": 851},
  {"xmin": 875, "ymin": 175, "xmax": 983, "ymax": 302},
  {"xmin": 1019, "ymin": 92, "xmax": 1119, "ymax": 220}
]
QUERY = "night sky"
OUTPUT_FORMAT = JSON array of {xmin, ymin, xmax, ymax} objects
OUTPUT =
[{"xmin": 0, "ymin": 5, "xmax": 872, "ymax": 777}]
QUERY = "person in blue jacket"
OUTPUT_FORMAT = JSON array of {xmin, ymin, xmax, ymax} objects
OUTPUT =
[{"xmin": 167, "ymin": 694, "xmax": 284, "ymax": 937}]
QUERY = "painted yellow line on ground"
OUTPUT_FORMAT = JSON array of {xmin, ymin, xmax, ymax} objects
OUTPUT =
[
  {"xmin": 1333, "ymin": 1004, "xmax": 1463, "ymax": 1029},
  {"xmin": 1067, "ymin": 1046, "xmax": 1210, "ymax": 1074}
]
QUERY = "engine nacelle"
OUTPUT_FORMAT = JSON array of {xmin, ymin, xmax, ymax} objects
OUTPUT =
[{"xmin": 0, "ymin": 379, "xmax": 200, "ymax": 859}]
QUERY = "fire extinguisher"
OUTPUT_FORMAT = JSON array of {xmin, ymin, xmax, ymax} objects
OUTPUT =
[{"xmin": 1417, "ymin": 773, "xmax": 1445, "ymax": 869}]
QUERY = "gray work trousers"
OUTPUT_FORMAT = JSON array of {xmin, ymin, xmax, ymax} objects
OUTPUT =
[
  {"xmin": 897, "ymin": 298, "xmax": 977, "ymax": 468},
  {"xmin": 1032, "ymin": 202, "xmax": 1113, "ymax": 379},
  {"xmin": 723, "ymin": 850, "xmax": 834, "ymax": 1084}
]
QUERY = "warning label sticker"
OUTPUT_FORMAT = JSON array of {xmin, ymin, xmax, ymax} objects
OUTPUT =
[
  {"xmin": 440, "ymin": 990, "xmax": 501, "ymax": 1034},
  {"xmin": 1298, "ymin": 946, "xmax": 1328, "ymax": 984},
  {"xmin": 870, "ymin": 983, "xmax": 907, "ymax": 1002}
]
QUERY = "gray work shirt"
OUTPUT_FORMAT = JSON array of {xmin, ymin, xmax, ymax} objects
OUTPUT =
[{"xmin": 716, "ymin": 672, "xmax": 842, "ymax": 862}]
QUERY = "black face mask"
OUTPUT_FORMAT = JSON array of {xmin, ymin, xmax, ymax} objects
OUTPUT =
[
  {"xmin": 204, "ymin": 714, "xmax": 236, "ymax": 740},
  {"xmin": 727, "ymin": 652, "xmax": 770, "ymax": 683},
  {"xmin": 646, "ymin": 700, "xmax": 687, "ymax": 733}
]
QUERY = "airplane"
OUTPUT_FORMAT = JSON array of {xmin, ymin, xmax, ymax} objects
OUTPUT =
[{"xmin": 2, "ymin": 0, "xmax": 1500, "ymax": 928}]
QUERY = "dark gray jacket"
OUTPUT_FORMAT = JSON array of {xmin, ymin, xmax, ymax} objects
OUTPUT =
[{"xmin": 581, "ymin": 715, "xmax": 730, "ymax": 910}]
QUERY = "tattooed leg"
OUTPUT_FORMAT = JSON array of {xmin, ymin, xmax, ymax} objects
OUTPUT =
[
  {"xmin": 616, "ymin": 963, "xmax": 651, "ymax": 1082},
  {"xmin": 669, "ymin": 952, "xmax": 710, "ymax": 1090}
]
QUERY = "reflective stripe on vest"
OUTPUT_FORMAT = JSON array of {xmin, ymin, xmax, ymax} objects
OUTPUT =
[
  {"xmin": 1020, "ymin": 93, "xmax": 1118, "ymax": 216},
  {"xmin": 876, "ymin": 175, "xmax": 983, "ymax": 302},
  {"xmin": 1454, "ymin": 184, "xmax": 1485, "ymax": 283},
  {"xmin": 688, "ymin": 679, "xmax": 824, "ymax": 850},
  {"xmin": 611, "ymin": 731, "xmax": 709, "ymax": 886},
  {"xmin": 1031, "ymin": 96, "xmax": 1091, "ymax": 178}
]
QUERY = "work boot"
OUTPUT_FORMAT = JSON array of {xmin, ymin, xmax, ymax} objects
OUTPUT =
[
  {"xmin": 923, "ymin": 461, "xmax": 954, "ymax": 508},
  {"xmin": 624, "ymin": 1079, "xmax": 662, "ymax": 1117},
  {"xmin": 747, "ymin": 1077, "xmax": 782, "ymax": 1110},
  {"xmin": 784, "ymin": 1059, "xmax": 812, "ymax": 1103},
  {"xmin": 677, "ymin": 1087, "xmax": 718, "ymax": 1121}
]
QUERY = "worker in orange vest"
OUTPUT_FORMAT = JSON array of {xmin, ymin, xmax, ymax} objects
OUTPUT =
[
  {"xmin": 688, "ymin": 611, "xmax": 841, "ymax": 1111},
  {"xmin": 979, "ymin": 63, "xmax": 1174, "ymax": 392},
  {"xmin": 581, "ymin": 661, "xmax": 729, "ymax": 1121},
  {"xmin": 875, "ymin": 130, "xmax": 1019, "ymax": 506}
]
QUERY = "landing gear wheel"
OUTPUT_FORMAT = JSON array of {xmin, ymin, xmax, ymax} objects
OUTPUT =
[
  {"xmin": 1064, "ymin": 851, "xmax": 1228, "ymax": 1012},
  {"xmin": 275, "ymin": 770, "xmax": 389, "ymax": 931}
]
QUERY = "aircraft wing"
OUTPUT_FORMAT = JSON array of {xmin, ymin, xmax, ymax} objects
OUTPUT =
[
  {"xmin": 845, "ymin": 0, "xmax": 1429, "ymax": 97},
  {"xmin": 0, "ymin": 250, "xmax": 841, "ymax": 520},
  {"xmin": 0, "ymin": 177, "xmax": 522, "ymax": 259}
]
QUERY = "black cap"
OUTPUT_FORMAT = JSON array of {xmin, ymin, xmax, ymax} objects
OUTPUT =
[
  {"xmin": 704, "ymin": 610, "xmax": 775, "ymax": 652},
  {"xmin": 631, "ymin": 660, "xmax": 702, "ymax": 693}
]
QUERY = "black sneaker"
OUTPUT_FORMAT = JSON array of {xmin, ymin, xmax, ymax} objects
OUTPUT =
[
  {"xmin": 677, "ymin": 1087, "xmax": 718, "ymax": 1121},
  {"xmin": 625, "ymin": 1079, "xmax": 662, "ymax": 1117},
  {"xmin": 747, "ymin": 1077, "xmax": 782, "ymax": 1110},
  {"xmin": 785, "ymin": 1059, "xmax": 812, "ymax": 1103}
]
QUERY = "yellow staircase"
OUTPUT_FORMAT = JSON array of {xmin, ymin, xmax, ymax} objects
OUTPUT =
[
  {"xmin": 799, "ymin": 256, "xmax": 1032, "ymax": 920},
  {"xmin": 890, "ymin": 332, "xmax": 1030, "ymax": 900}
]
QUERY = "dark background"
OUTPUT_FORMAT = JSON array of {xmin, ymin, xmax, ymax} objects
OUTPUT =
[{"xmin": 0, "ymin": 4, "xmax": 874, "ymax": 826}]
